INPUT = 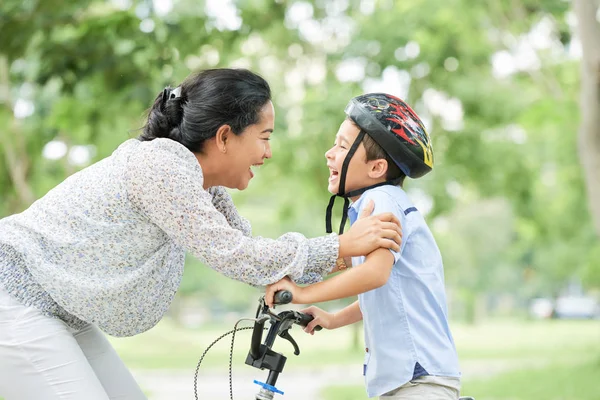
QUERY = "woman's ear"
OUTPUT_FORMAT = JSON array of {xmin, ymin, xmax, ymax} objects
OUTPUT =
[
  {"xmin": 369, "ymin": 159, "xmax": 388, "ymax": 180},
  {"xmin": 215, "ymin": 125, "xmax": 232, "ymax": 153}
]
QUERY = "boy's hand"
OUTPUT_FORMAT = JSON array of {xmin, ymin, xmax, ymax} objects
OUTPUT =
[
  {"xmin": 265, "ymin": 276, "xmax": 303, "ymax": 308},
  {"xmin": 300, "ymin": 306, "xmax": 335, "ymax": 334}
]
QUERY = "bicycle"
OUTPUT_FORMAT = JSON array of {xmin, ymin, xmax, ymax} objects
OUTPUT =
[{"xmin": 194, "ymin": 290, "xmax": 475, "ymax": 400}]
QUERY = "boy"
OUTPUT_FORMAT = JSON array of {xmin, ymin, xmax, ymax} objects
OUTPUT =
[{"xmin": 265, "ymin": 93, "xmax": 461, "ymax": 399}]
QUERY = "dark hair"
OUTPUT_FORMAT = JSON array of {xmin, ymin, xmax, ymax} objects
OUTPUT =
[
  {"xmin": 139, "ymin": 68, "xmax": 272, "ymax": 152},
  {"xmin": 362, "ymin": 134, "xmax": 405, "ymax": 183}
]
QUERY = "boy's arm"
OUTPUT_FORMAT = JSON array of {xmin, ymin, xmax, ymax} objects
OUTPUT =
[
  {"xmin": 302, "ymin": 301, "xmax": 362, "ymax": 333},
  {"xmin": 264, "ymin": 249, "xmax": 393, "ymax": 306},
  {"xmin": 295, "ymin": 248, "xmax": 394, "ymax": 304},
  {"xmin": 333, "ymin": 300, "xmax": 363, "ymax": 328}
]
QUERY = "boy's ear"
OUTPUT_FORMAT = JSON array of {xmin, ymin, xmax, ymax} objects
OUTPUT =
[{"xmin": 368, "ymin": 159, "xmax": 388, "ymax": 180}]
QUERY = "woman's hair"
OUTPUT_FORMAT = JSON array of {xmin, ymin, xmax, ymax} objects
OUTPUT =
[{"xmin": 139, "ymin": 68, "xmax": 272, "ymax": 153}]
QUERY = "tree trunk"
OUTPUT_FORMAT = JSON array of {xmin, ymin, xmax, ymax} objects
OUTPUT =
[{"xmin": 573, "ymin": 0, "xmax": 600, "ymax": 237}]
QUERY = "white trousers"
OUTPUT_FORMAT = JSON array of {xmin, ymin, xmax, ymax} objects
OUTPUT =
[
  {"xmin": 380, "ymin": 375, "xmax": 462, "ymax": 399},
  {"xmin": 0, "ymin": 287, "xmax": 147, "ymax": 400}
]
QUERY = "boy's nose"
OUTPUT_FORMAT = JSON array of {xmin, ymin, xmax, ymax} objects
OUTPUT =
[{"xmin": 325, "ymin": 147, "xmax": 334, "ymax": 159}]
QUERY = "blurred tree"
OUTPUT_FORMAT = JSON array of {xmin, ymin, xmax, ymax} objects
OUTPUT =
[
  {"xmin": 1, "ymin": 0, "xmax": 599, "ymax": 323},
  {"xmin": 572, "ymin": 0, "xmax": 600, "ymax": 238}
]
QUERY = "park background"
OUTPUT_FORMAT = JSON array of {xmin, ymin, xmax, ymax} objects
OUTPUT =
[{"xmin": 1, "ymin": 0, "xmax": 600, "ymax": 399}]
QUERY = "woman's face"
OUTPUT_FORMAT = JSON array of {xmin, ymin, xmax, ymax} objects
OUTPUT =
[{"xmin": 224, "ymin": 101, "xmax": 274, "ymax": 190}]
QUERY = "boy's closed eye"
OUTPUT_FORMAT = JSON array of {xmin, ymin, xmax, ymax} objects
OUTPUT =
[{"xmin": 334, "ymin": 139, "xmax": 349, "ymax": 150}]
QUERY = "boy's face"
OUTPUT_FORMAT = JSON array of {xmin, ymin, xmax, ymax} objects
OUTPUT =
[{"xmin": 325, "ymin": 120, "xmax": 375, "ymax": 196}]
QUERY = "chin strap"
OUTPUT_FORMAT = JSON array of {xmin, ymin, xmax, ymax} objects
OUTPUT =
[
  {"xmin": 326, "ymin": 131, "xmax": 364, "ymax": 234},
  {"xmin": 325, "ymin": 180, "xmax": 403, "ymax": 234}
]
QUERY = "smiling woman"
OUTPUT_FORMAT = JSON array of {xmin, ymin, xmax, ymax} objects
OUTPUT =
[
  {"xmin": 139, "ymin": 69, "xmax": 274, "ymax": 190},
  {"xmin": 0, "ymin": 68, "xmax": 404, "ymax": 400}
]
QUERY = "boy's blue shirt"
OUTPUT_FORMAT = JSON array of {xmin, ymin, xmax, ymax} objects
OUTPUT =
[{"xmin": 348, "ymin": 185, "xmax": 461, "ymax": 398}]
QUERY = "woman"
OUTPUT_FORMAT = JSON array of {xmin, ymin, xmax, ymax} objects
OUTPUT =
[{"xmin": 0, "ymin": 68, "xmax": 402, "ymax": 399}]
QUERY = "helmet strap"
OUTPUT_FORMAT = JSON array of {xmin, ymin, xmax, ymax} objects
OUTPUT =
[
  {"xmin": 325, "ymin": 131, "xmax": 365, "ymax": 234},
  {"xmin": 325, "ymin": 130, "xmax": 403, "ymax": 234}
]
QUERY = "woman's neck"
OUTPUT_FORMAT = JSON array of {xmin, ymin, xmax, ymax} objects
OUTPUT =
[{"xmin": 194, "ymin": 152, "xmax": 221, "ymax": 189}]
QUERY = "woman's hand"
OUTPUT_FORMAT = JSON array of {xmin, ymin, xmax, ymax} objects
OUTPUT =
[
  {"xmin": 300, "ymin": 306, "xmax": 336, "ymax": 334},
  {"xmin": 338, "ymin": 199, "xmax": 402, "ymax": 257},
  {"xmin": 265, "ymin": 276, "xmax": 304, "ymax": 308}
]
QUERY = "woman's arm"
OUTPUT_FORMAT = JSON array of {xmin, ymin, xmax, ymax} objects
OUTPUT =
[
  {"xmin": 124, "ymin": 141, "xmax": 401, "ymax": 286},
  {"xmin": 125, "ymin": 143, "xmax": 338, "ymax": 286},
  {"xmin": 207, "ymin": 187, "xmax": 343, "ymax": 284},
  {"xmin": 207, "ymin": 186, "xmax": 252, "ymax": 236}
]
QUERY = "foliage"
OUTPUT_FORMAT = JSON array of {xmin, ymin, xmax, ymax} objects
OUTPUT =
[{"xmin": 1, "ymin": 0, "xmax": 599, "ymax": 314}]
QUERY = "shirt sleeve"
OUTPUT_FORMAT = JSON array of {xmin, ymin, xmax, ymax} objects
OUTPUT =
[
  {"xmin": 123, "ymin": 141, "xmax": 338, "ymax": 286},
  {"xmin": 295, "ymin": 234, "xmax": 339, "ymax": 284},
  {"xmin": 207, "ymin": 186, "xmax": 252, "ymax": 237},
  {"xmin": 357, "ymin": 189, "xmax": 405, "ymax": 263}
]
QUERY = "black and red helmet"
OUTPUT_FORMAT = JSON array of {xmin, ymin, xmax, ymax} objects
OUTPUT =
[
  {"xmin": 326, "ymin": 93, "xmax": 434, "ymax": 234},
  {"xmin": 344, "ymin": 93, "xmax": 433, "ymax": 178}
]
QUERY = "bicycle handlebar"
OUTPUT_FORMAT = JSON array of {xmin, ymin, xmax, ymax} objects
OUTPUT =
[
  {"xmin": 249, "ymin": 290, "xmax": 322, "ymax": 360},
  {"xmin": 271, "ymin": 290, "xmax": 322, "ymax": 331},
  {"xmin": 273, "ymin": 290, "xmax": 292, "ymax": 305},
  {"xmin": 296, "ymin": 311, "xmax": 321, "ymax": 330},
  {"xmin": 246, "ymin": 290, "xmax": 325, "ymax": 399}
]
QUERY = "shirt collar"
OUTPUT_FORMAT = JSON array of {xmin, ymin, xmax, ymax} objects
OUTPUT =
[{"xmin": 347, "ymin": 195, "xmax": 366, "ymax": 224}]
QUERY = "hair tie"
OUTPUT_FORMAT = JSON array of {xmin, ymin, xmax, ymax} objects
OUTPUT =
[
  {"xmin": 170, "ymin": 86, "xmax": 182, "ymax": 99},
  {"xmin": 161, "ymin": 86, "xmax": 183, "ymax": 108}
]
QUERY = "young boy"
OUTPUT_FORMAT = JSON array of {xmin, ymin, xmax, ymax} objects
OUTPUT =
[{"xmin": 265, "ymin": 93, "xmax": 461, "ymax": 399}]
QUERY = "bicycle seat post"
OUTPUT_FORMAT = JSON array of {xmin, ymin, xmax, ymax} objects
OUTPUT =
[{"xmin": 253, "ymin": 370, "xmax": 282, "ymax": 400}]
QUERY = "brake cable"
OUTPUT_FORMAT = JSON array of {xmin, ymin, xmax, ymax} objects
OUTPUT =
[{"xmin": 193, "ymin": 318, "xmax": 267, "ymax": 400}]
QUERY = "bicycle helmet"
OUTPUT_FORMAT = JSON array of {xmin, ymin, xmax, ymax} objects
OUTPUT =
[{"xmin": 326, "ymin": 93, "xmax": 433, "ymax": 234}]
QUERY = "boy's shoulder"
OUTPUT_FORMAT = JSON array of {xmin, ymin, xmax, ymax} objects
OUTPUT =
[{"xmin": 356, "ymin": 185, "xmax": 412, "ymax": 217}]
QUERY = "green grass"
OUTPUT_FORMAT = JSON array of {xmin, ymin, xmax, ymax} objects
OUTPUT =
[
  {"xmin": 317, "ymin": 319, "xmax": 600, "ymax": 400},
  {"xmin": 1, "ymin": 319, "xmax": 597, "ymax": 400},
  {"xmin": 461, "ymin": 356, "xmax": 600, "ymax": 400},
  {"xmin": 109, "ymin": 318, "xmax": 367, "ymax": 370},
  {"xmin": 321, "ymin": 355, "xmax": 600, "ymax": 400},
  {"xmin": 321, "ymin": 385, "xmax": 368, "ymax": 400},
  {"xmin": 105, "ymin": 317, "xmax": 600, "ymax": 400},
  {"xmin": 108, "ymin": 317, "xmax": 600, "ymax": 370}
]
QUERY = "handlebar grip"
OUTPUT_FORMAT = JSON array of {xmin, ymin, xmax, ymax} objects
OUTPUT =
[
  {"xmin": 297, "ymin": 312, "xmax": 323, "ymax": 332},
  {"xmin": 273, "ymin": 290, "xmax": 292, "ymax": 305}
]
